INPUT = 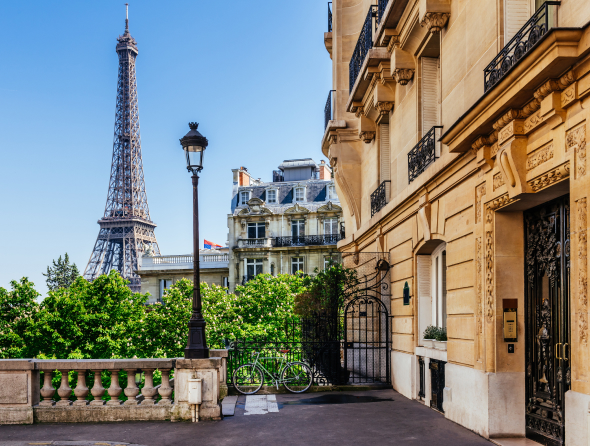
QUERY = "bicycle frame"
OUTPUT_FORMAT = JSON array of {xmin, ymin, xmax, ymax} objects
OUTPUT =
[{"xmin": 250, "ymin": 351, "xmax": 290, "ymax": 389}]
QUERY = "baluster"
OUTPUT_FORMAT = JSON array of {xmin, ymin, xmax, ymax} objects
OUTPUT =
[
  {"xmin": 89, "ymin": 370, "xmax": 106, "ymax": 406},
  {"xmin": 158, "ymin": 369, "xmax": 173, "ymax": 405},
  {"xmin": 39, "ymin": 370, "xmax": 56, "ymax": 407},
  {"xmin": 73, "ymin": 370, "xmax": 89, "ymax": 406},
  {"xmin": 140, "ymin": 369, "xmax": 157, "ymax": 405},
  {"xmin": 56, "ymin": 370, "xmax": 72, "ymax": 406},
  {"xmin": 124, "ymin": 368, "xmax": 139, "ymax": 405},
  {"xmin": 106, "ymin": 370, "xmax": 122, "ymax": 406}
]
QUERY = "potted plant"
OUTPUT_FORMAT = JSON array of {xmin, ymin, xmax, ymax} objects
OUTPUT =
[
  {"xmin": 422, "ymin": 325, "xmax": 437, "ymax": 348},
  {"xmin": 434, "ymin": 327, "xmax": 447, "ymax": 350}
]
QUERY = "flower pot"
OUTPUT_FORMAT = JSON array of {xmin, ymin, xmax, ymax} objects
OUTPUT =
[
  {"xmin": 434, "ymin": 340, "xmax": 447, "ymax": 351},
  {"xmin": 423, "ymin": 339, "xmax": 435, "ymax": 349}
]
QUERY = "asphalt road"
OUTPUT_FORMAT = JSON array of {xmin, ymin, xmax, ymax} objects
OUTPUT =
[{"xmin": 0, "ymin": 389, "xmax": 493, "ymax": 446}]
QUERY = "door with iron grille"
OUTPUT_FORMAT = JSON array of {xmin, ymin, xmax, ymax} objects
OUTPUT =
[
  {"xmin": 524, "ymin": 195, "xmax": 570, "ymax": 446},
  {"xmin": 344, "ymin": 294, "xmax": 390, "ymax": 383}
]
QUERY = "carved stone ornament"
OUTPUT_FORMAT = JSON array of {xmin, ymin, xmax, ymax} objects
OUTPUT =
[
  {"xmin": 386, "ymin": 35, "xmax": 400, "ymax": 53},
  {"xmin": 359, "ymin": 131, "xmax": 376, "ymax": 143},
  {"xmin": 420, "ymin": 12, "xmax": 450, "ymax": 33},
  {"xmin": 528, "ymin": 163, "xmax": 570, "ymax": 192},
  {"xmin": 376, "ymin": 101, "xmax": 394, "ymax": 116},
  {"xmin": 328, "ymin": 134, "xmax": 338, "ymax": 145},
  {"xmin": 493, "ymin": 173, "xmax": 505, "ymax": 191},
  {"xmin": 526, "ymin": 144, "xmax": 554, "ymax": 172},
  {"xmin": 578, "ymin": 197, "xmax": 588, "ymax": 344},
  {"xmin": 392, "ymin": 68, "xmax": 414, "ymax": 86},
  {"xmin": 284, "ymin": 203, "xmax": 310, "ymax": 215},
  {"xmin": 485, "ymin": 207, "xmax": 494, "ymax": 321},
  {"xmin": 238, "ymin": 197, "xmax": 273, "ymax": 216}
]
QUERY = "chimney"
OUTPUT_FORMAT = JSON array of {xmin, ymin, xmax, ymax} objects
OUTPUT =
[
  {"xmin": 238, "ymin": 167, "xmax": 251, "ymax": 186},
  {"xmin": 319, "ymin": 160, "xmax": 332, "ymax": 180}
]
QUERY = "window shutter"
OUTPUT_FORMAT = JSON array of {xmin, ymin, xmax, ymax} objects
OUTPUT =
[
  {"xmin": 421, "ymin": 57, "xmax": 440, "ymax": 137},
  {"xmin": 417, "ymin": 255, "xmax": 432, "ymax": 342},
  {"xmin": 505, "ymin": 0, "xmax": 530, "ymax": 42}
]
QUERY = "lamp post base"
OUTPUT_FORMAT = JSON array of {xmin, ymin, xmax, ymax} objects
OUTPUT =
[{"xmin": 184, "ymin": 318, "xmax": 209, "ymax": 359}]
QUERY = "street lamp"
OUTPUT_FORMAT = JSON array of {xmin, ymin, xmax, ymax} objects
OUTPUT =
[{"xmin": 180, "ymin": 122, "xmax": 209, "ymax": 359}]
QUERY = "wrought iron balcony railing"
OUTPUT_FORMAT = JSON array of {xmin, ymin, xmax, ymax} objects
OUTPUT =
[
  {"xmin": 273, "ymin": 170, "xmax": 284, "ymax": 182},
  {"xmin": 349, "ymin": 5, "xmax": 378, "ymax": 92},
  {"xmin": 237, "ymin": 238, "xmax": 272, "ymax": 248},
  {"xmin": 377, "ymin": 0, "xmax": 389, "ymax": 25},
  {"xmin": 371, "ymin": 181, "xmax": 390, "ymax": 217},
  {"xmin": 484, "ymin": 1, "xmax": 559, "ymax": 93},
  {"xmin": 408, "ymin": 126, "xmax": 443, "ymax": 183},
  {"xmin": 328, "ymin": 2, "xmax": 333, "ymax": 32},
  {"xmin": 325, "ymin": 90, "xmax": 335, "ymax": 129},
  {"xmin": 274, "ymin": 235, "xmax": 342, "ymax": 247}
]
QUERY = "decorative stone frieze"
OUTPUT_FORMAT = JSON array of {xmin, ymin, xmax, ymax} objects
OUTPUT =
[
  {"xmin": 420, "ymin": 12, "xmax": 450, "ymax": 33},
  {"xmin": 386, "ymin": 34, "xmax": 400, "ymax": 53},
  {"xmin": 476, "ymin": 236, "xmax": 483, "ymax": 336},
  {"xmin": 498, "ymin": 119, "xmax": 525, "ymax": 145},
  {"xmin": 524, "ymin": 111, "xmax": 543, "ymax": 133},
  {"xmin": 493, "ymin": 172, "xmax": 505, "ymax": 191},
  {"xmin": 528, "ymin": 162, "xmax": 570, "ymax": 191},
  {"xmin": 577, "ymin": 197, "xmax": 588, "ymax": 344},
  {"xmin": 562, "ymin": 83, "xmax": 578, "ymax": 108},
  {"xmin": 526, "ymin": 144, "xmax": 554, "ymax": 171},
  {"xmin": 566, "ymin": 124, "xmax": 587, "ymax": 178},
  {"xmin": 392, "ymin": 68, "xmax": 414, "ymax": 86},
  {"xmin": 485, "ymin": 208, "xmax": 494, "ymax": 322},
  {"xmin": 488, "ymin": 193, "xmax": 516, "ymax": 211},
  {"xmin": 476, "ymin": 183, "xmax": 486, "ymax": 224}
]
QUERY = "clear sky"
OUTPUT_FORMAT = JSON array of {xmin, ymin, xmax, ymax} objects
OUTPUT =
[{"xmin": 0, "ymin": 0, "xmax": 331, "ymax": 296}]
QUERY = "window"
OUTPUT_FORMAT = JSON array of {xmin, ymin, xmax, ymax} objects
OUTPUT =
[
  {"xmin": 267, "ymin": 189, "xmax": 277, "ymax": 204},
  {"xmin": 159, "ymin": 279, "xmax": 173, "ymax": 300},
  {"xmin": 324, "ymin": 257, "xmax": 336, "ymax": 270},
  {"xmin": 324, "ymin": 217, "xmax": 338, "ymax": 235},
  {"xmin": 294, "ymin": 187, "xmax": 305, "ymax": 202},
  {"xmin": 421, "ymin": 57, "xmax": 440, "ymax": 138},
  {"xmin": 240, "ymin": 191, "xmax": 250, "ymax": 205},
  {"xmin": 291, "ymin": 219, "xmax": 305, "ymax": 240},
  {"xmin": 246, "ymin": 258, "xmax": 263, "ymax": 278},
  {"xmin": 222, "ymin": 277, "xmax": 229, "ymax": 287},
  {"xmin": 247, "ymin": 222, "xmax": 265, "ymax": 239},
  {"xmin": 270, "ymin": 264, "xmax": 275, "ymax": 276},
  {"xmin": 327, "ymin": 184, "xmax": 337, "ymax": 200},
  {"xmin": 417, "ymin": 243, "xmax": 447, "ymax": 346},
  {"xmin": 291, "ymin": 257, "xmax": 304, "ymax": 274}
]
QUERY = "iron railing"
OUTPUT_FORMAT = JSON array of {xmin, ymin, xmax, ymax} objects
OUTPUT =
[
  {"xmin": 370, "ymin": 181, "xmax": 390, "ymax": 217},
  {"xmin": 275, "ymin": 234, "xmax": 342, "ymax": 247},
  {"xmin": 408, "ymin": 126, "xmax": 443, "ymax": 183},
  {"xmin": 328, "ymin": 2, "xmax": 333, "ymax": 32},
  {"xmin": 272, "ymin": 170, "xmax": 284, "ymax": 182},
  {"xmin": 377, "ymin": 0, "xmax": 389, "ymax": 24},
  {"xmin": 349, "ymin": 5, "xmax": 378, "ymax": 92},
  {"xmin": 325, "ymin": 90, "xmax": 335, "ymax": 129},
  {"xmin": 484, "ymin": 1, "xmax": 559, "ymax": 92}
]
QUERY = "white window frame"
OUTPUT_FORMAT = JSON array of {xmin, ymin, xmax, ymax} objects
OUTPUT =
[
  {"xmin": 294, "ymin": 186, "xmax": 306, "ymax": 202},
  {"xmin": 291, "ymin": 257, "xmax": 304, "ymax": 274},
  {"xmin": 247, "ymin": 222, "xmax": 266, "ymax": 239},
  {"xmin": 431, "ymin": 244, "xmax": 447, "ymax": 329},
  {"xmin": 245, "ymin": 258, "xmax": 264, "ymax": 277},
  {"xmin": 327, "ymin": 184, "xmax": 337, "ymax": 200},
  {"xmin": 240, "ymin": 190, "xmax": 250, "ymax": 205},
  {"xmin": 266, "ymin": 188, "xmax": 278, "ymax": 204},
  {"xmin": 323, "ymin": 217, "xmax": 338, "ymax": 236},
  {"xmin": 159, "ymin": 279, "xmax": 173, "ymax": 299}
]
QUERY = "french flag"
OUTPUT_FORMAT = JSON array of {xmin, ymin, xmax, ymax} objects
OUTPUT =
[{"xmin": 204, "ymin": 240, "xmax": 223, "ymax": 250}]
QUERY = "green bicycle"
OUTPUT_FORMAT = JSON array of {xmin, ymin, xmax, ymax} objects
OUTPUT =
[{"xmin": 232, "ymin": 350, "xmax": 313, "ymax": 395}]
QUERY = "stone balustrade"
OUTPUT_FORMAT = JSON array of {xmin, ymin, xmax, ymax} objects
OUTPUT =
[{"xmin": 0, "ymin": 352, "xmax": 228, "ymax": 424}]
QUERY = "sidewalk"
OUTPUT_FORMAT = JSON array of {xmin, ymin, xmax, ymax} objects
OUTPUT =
[{"xmin": 0, "ymin": 389, "xmax": 493, "ymax": 446}]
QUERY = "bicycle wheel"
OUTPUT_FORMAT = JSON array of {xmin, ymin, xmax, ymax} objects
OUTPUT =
[
  {"xmin": 281, "ymin": 362, "xmax": 313, "ymax": 393},
  {"xmin": 233, "ymin": 364, "xmax": 264, "ymax": 395}
]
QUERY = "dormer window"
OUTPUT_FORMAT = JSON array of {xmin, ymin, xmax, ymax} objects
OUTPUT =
[
  {"xmin": 327, "ymin": 184, "xmax": 337, "ymax": 200},
  {"xmin": 294, "ymin": 187, "xmax": 305, "ymax": 202},
  {"xmin": 240, "ymin": 191, "xmax": 250, "ymax": 205},
  {"xmin": 267, "ymin": 189, "xmax": 277, "ymax": 204}
]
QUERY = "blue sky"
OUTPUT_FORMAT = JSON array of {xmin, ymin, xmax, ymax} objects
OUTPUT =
[{"xmin": 0, "ymin": 0, "xmax": 331, "ymax": 296}]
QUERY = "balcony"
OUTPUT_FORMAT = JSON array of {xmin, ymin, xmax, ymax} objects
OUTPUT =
[
  {"xmin": 325, "ymin": 90, "xmax": 335, "ymax": 129},
  {"xmin": 484, "ymin": 1, "xmax": 559, "ymax": 93},
  {"xmin": 328, "ymin": 2, "xmax": 332, "ymax": 32},
  {"xmin": 349, "ymin": 5, "xmax": 378, "ymax": 92},
  {"xmin": 371, "ymin": 181, "xmax": 390, "ymax": 217},
  {"xmin": 325, "ymin": 2, "xmax": 333, "ymax": 57},
  {"xmin": 377, "ymin": 0, "xmax": 389, "ymax": 24},
  {"xmin": 237, "ymin": 238, "xmax": 273, "ymax": 248},
  {"xmin": 274, "ymin": 235, "xmax": 342, "ymax": 247},
  {"xmin": 408, "ymin": 126, "xmax": 443, "ymax": 183},
  {"xmin": 140, "ymin": 253, "xmax": 229, "ymax": 271}
]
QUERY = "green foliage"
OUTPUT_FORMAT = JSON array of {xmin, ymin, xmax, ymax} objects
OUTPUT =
[
  {"xmin": 423, "ymin": 325, "xmax": 438, "ymax": 340},
  {"xmin": 0, "ymin": 270, "xmax": 308, "ymax": 360},
  {"xmin": 34, "ymin": 271, "xmax": 146, "ymax": 359},
  {"xmin": 435, "ymin": 327, "xmax": 447, "ymax": 341},
  {"xmin": 0, "ymin": 278, "xmax": 41, "ymax": 358},
  {"xmin": 294, "ymin": 263, "xmax": 358, "ymax": 317},
  {"xmin": 43, "ymin": 253, "xmax": 80, "ymax": 291}
]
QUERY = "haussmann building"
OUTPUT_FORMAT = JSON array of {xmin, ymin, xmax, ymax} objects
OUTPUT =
[{"xmin": 322, "ymin": 0, "xmax": 590, "ymax": 444}]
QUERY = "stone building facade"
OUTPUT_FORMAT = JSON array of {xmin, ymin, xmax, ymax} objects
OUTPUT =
[
  {"xmin": 228, "ymin": 160, "xmax": 342, "ymax": 292},
  {"xmin": 137, "ymin": 248, "xmax": 229, "ymax": 303},
  {"xmin": 323, "ymin": 0, "xmax": 590, "ymax": 444}
]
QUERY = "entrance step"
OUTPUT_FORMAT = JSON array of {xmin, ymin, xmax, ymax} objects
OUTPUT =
[
  {"xmin": 221, "ymin": 395, "xmax": 238, "ymax": 416},
  {"xmin": 490, "ymin": 438, "xmax": 544, "ymax": 446}
]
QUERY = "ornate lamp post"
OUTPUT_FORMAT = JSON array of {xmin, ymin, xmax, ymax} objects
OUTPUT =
[{"xmin": 180, "ymin": 122, "xmax": 209, "ymax": 359}]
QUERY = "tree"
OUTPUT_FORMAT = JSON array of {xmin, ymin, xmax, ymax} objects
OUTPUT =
[
  {"xmin": 43, "ymin": 253, "xmax": 80, "ymax": 291},
  {"xmin": 0, "ymin": 278, "xmax": 41, "ymax": 359}
]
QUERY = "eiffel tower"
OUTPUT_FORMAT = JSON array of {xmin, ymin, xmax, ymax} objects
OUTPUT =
[{"xmin": 84, "ymin": 5, "xmax": 160, "ymax": 292}]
